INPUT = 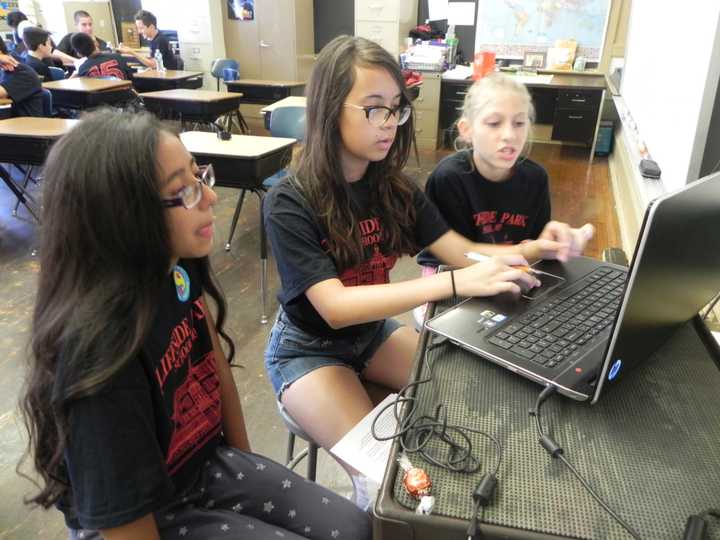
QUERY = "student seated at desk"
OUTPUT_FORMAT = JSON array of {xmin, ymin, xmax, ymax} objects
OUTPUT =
[
  {"xmin": 8, "ymin": 12, "xmax": 77, "ymax": 67},
  {"xmin": 118, "ymin": 10, "xmax": 178, "ymax": 70},
  {"xmin": 0, "ymin": 39, "xmax": 43, "ymax": 117},
  {"xmin": 72, "ymin": 32, "xmax": 133, "ymax": 80},
  {"xmin": 418, "ymin": 73, "xmax": 595, "ymax": 272},
  {"xmin": 262, "ymin": 36, "xmax": 540, "ymax": 510},
  {"xmin": 56, "ymin": 10, "xmax": 109, "ymax": 59},
  {"xmin": 18, "ymin": 110, "xmax": 371, "ymax": 540},
  {"xmin": 22, "ymin": 27, "xmax": 57, "ymax": 80}
]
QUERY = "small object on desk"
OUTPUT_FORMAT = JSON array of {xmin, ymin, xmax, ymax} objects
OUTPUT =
[
  {"xmin": 217, "ymin": 130, "xmax": 231, "ymax": 140},
  {"xmin": 398, "ymin": 454, "xmax": 435, "ymax": 515},
  {"xmin": 639, "ymin": 158, "xmax": 661, "ymax": 179}
]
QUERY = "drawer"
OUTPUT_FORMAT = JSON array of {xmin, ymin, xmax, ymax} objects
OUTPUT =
[
  {"xmin": 413, "ymin": 73, "xmax": 441, "ymax": 111},
  {"xmin": 551, "ymin": 108, "xmax": 598, "ymax": 144},
  {"xmin": 413, "ymin": 108, "xmax": 439, "ymax": 138},
  {"xmin": 355, "ymin": 21, "xmax": 400, "ymax": 56},
  {"xmin": 439, "ymin": 100, "xmax": 464, "ymax": 131},
  {"xmin": 556, "ymin": 90, "xmax": 601, "ymax": 110},
  {"xmin": 441, "ymin": 81, "xmax": 472, "ymax": 102},
  {"xmin": 356, "ymin": 0, "xmax": 399, "ymax": 22},
  {"xmin": 415, "ymin": 135, "xmax": 438, "ymax": 150}
]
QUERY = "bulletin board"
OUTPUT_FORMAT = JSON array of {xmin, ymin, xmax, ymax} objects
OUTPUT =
[
  {"xmin": 0, "ymin": 0, "xmax": 20, "ymax": 33},
  {"xmin": 474, "ymin": 0, "xmax": 611, "ymax": 61}
]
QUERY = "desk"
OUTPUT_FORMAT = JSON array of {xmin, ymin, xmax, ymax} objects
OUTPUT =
[
  {"xmin": 42, "ymin": 78, "xmax": 133, "ymax": 110},
  {"xmin": 0, "ymin": 117, "xmax": 79, "ymax": 221},
  {"xmin": 132, "ymin": 69, "xmax": 204, "ymax": 92},
  {"xmin": 375, "ymin": 302, "xmax": 720, "ymax": 539},
  {"xmin": 225, "ymin": 79, "xmax": 305, "ymax": 104},
  {"xmin": 440, "ymin": 74, "xmax": 606, "ymax": 154},
  {"xmin": 179, "ymin": 131, "xmax": 296, "ymax": 323},
  {"xmin": 141, "ymin": 89, "xmax": 244, "ymax": 131}
]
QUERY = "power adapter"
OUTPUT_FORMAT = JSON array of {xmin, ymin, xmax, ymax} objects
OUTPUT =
[{"xmin": 683, "ymin": 514, "xmax": 707, "ymax": 540}]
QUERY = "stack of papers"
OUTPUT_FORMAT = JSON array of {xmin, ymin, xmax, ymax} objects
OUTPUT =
[
  {"xmin": 442, "ymin": 64, "xmax": 473, "ymax": 80},
  {"xmin": 330, "ymin": 393, "xmax": 399, "ymax": 484}
]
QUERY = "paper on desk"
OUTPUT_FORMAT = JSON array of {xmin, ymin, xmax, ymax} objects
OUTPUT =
[
  {"xmin": 512, "ymin": 74, "xmax": 554, "ymax": 85},
  {"xmin": 330, "ymin": 393, "xmax": 399, "ymax": 484},
  {"xmin": 442, "ymin": 64, "xmax": 473, "ymax": 80}
]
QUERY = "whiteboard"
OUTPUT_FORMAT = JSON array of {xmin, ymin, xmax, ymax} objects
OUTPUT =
[{"xmin": 621, "ymin": 0, "xmax": 720, "ymax": 190}]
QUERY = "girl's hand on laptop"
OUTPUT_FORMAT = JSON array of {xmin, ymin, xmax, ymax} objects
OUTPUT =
[
  {"xmin": 457, "ymin": 254, "xmax": 540, "ymax": 297},
  {"xmin": 526, "ymin": 221, "xmax": 595, "ymax": 262}
]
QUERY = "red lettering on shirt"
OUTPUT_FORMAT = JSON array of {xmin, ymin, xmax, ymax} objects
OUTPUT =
[{"xmin": 86, "ymin": 59, "xmax": 126, "ymax": 80}]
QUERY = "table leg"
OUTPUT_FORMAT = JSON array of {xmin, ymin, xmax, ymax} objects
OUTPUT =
[
  {"xmin": 258, "ymin": 189, "xmax": 268, "ymax": 324},
  {"xmin": 225, "ymin": 189, "xmax": 248, "ymax": 251},
  {"xmin": 0, "ymin": 164, "xmax": 39, "ymax": 222}
]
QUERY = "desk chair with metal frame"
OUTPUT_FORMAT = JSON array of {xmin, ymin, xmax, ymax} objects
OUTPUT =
[
  {"xmin": 224, "ymin": 106, "xmax": 305, "ymax": 323},
  {"xmin": 210, "ymin": 58, "xmax": 249, "ymax": 134}
]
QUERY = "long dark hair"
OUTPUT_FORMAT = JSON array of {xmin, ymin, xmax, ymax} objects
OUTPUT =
[
  {"xmin": 294, "ymin": 35, "xmax": 419, "ymax": 272},
  {"xmin": 18, "ymin": 110, "xmax": 234, "ymax": 508}
]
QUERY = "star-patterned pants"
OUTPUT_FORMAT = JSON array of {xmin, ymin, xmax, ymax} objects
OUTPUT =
[{"xmin": 68, "ymin": 445, "xmax": 372, "ymax": 540}]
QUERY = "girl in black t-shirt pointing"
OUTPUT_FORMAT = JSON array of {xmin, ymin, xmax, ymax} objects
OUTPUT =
[
  {"xmin": 420, "ymin": 73, "xmax": 595, "ymax": 268},
  {"xmin": 263, "ymin": 35, "xmax": 540, "ymax": 509},
  {"xmin": 19, "ymin": 110, "xmax": 371, "ymax": 540}
]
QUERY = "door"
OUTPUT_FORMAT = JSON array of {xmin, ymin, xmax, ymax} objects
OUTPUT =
[
  {"xmin": 257, "ymin": 0, "xmax": 296, "ymax": 80},
  {"xmin": 63, "ymin": 1, "xmax": 117, "ymax": 45}
]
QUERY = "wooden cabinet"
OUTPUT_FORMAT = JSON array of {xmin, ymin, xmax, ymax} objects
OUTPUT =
[
  {"xmin": 354, "ymin": 0, "xmax": 417, "ymax": 58},
  {"xmin": 413, "ymin": 72, "xmax": 441, "ymax": 150}
]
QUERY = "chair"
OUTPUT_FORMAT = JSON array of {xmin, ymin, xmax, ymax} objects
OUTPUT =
[
  {"xmin": 278, "ymin": 401, "xmax": 319, "ymax": 481},
  {"xmin": 47, "ymin": 66, "xmax": 65, "ymax": 81},
  {"xmin": 210, "ymin": 58, "xmax": 239, "ymax": 91},
  {"xmin": 209, "ymin": 58, "xmax": 248, "ymax": 133},
  {"xmin": 224, "ymin": 106, "xmax": 305, "ymax": 248}
]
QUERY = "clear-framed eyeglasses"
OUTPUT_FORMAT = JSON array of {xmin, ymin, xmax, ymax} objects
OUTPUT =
[
  {"xmin": 161, "ymin": 164, "xmax": 215, "ymax": 210},
  {"xmin": 343, "ymin": 103, "xmax": 412, "ymax": 127}
]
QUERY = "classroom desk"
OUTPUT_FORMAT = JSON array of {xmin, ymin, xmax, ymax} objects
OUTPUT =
[
  {"xmin": 225, "ymin": 79, "xmax": 305, "ymax": 104},
  {"xmin": 179, "ymin": 131, "xmax": 296, "ymax": 323},
  {"xmin": 132, "ymin": 69, "xmax": 204, "ymax": 92},
  {"xmin": 374, "ymin": 298, "xmax": 720, "ymax": 539},
  {"xmin": 440, "ymin": 73, "xmax": 606, "ymax": 154},
  {"xmin": 0, "ymin": 117, "xmax": 79, "ymax": 221},
  {"xmin": 42, "ymin": 77, "xmax": 133, "ymax": 110},
  {"xmin": 140, "ymin": 89, "xmax": 244, "ymax": 130}
]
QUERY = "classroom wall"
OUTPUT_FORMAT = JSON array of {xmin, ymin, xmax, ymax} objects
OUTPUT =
[{"xmin": 621, "ymin": 0, "xmax": 720, "ymax": 191}]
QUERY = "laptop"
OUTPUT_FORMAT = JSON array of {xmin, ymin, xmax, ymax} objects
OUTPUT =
[{"xmin": 425, "ymin": 170, "xmax": 720, "ymax": 403}]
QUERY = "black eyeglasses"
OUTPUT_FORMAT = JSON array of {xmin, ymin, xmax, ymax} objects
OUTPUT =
[
  {"xmin": 161, "ymin": 164, "xmax": 215, "ymax": 209},
  {"xmin": 343, "ymin": 103, "xmax": 412, "ymax": 127}
]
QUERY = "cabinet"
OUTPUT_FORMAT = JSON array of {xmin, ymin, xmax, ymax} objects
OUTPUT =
[
  {"xmin": 413, "ymin": 72, "xmax": 441, "ymax": 150},
  {"xmin": 354, "ymin": 0, "xmax": 417, "ymax": 58},
  {"xmin": 551, "ymin": 90, "xmax": 603, "ymax": 145},
  {"xmin": 439, "ymin": 80, "xmax": 469, "ymax": 147},
  {"xmin": 223, "ymin": 0, "xmax": 314, "ymax": 131}
]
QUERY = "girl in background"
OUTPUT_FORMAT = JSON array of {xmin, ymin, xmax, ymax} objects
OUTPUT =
[
  {"xmin": 418, "ymin": 72, "xmax": 594, "ymax": 269},
  {"xmin": 19, "ymin": 110, "xmax": 370, "ymax": 540},
  {"xmin": 263, "ymin": 36, "xmax": 539, "ymax": 508}
]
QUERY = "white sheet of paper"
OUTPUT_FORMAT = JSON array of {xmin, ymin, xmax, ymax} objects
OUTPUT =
[
  {"xmin": 330, "ymin": 393, "xmax": 399, "ymax": 484},
  {"xmin": 448, "ymin": 2, "xmax": 476, "ymax": 26},
  {"xmin": 427, "ymin": 0, "xmax": 449, "ymax": 22}
]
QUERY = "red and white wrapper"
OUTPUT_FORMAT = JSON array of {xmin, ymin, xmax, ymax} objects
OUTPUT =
[{"xmin": 398, "ymin": 454, "xmax": 435, "ymax": 515}]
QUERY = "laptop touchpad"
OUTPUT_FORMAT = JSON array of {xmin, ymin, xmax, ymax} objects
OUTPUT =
[{"xmin": 522, "ymin": 272, "xmax": 565, "ymax": 300}]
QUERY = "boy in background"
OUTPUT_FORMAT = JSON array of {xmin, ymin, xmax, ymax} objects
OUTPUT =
[
  {"xmin": 22, "ymin": 27, "xmax": 56, "ymax": 80},
  {"xmin": 72, "ymin": 32, "xmax": 134, "ymax": 80}
]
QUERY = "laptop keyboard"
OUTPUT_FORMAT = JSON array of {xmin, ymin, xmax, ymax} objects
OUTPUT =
[{"xmin": 487, "ymin": 267, "xmax": 627, "ymax": 369}]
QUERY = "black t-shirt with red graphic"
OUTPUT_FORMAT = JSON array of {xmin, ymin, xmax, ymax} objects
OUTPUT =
[
  {"xmin": 77, "ymin": 52, "xmax": 135, "ymax": 80},
  {"xmin": 264, "ymin": 175, "xmax": 449, "ymax": 338},
  {"xmin": 417, "ymin": 151, "xmax": 551, "ymax": 267},
  {"xmin": 56, "ymin": 259, "xmax": 222, "ymax": 530}
]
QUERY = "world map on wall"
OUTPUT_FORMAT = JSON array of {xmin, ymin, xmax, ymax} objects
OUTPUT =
[{"xmin": 475, "ymin": 0, "xmax": 611, "ymax": 60}]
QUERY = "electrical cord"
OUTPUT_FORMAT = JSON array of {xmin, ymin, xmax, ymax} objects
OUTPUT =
[
  {"xmin": 370, "ymin": 334, "xmax": 502, "ymax": 539},
  {"xmin": 530, "ymin": 385, "xmax": 642, "ymax": 539}
]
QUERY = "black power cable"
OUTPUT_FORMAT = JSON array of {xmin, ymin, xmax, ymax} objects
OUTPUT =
[{"xmin": 530, "ymin": 385, "xmax": 642, "ymax": 539}]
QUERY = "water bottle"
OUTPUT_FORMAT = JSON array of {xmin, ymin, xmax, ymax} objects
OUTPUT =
[
  {"xmin": 446, "ymin": 25, "xmax": 459, "ymax": 69},
  {"xmin": 154, "ymin": 49, "xmax": 165, "ymax": 72}
]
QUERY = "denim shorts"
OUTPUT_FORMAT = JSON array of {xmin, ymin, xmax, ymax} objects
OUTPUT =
[{"xmin": 264, "ymin": 310, "xmax": 403, "ymax": 399}]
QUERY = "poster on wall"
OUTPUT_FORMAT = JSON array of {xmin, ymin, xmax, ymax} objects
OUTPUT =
[{"xmin": 228, "ymin": 0, "xmax": 254, "ymax": 21}]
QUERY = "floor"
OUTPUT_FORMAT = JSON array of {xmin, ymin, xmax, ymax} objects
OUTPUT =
[{"xmin": 0, "ymin": 141, "xmax": 618, "ymax": 538}]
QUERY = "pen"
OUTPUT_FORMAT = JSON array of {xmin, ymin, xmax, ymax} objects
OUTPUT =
[{"xmin": 464, "ymin": 251, "xmax": 552, "ymax": 277}]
